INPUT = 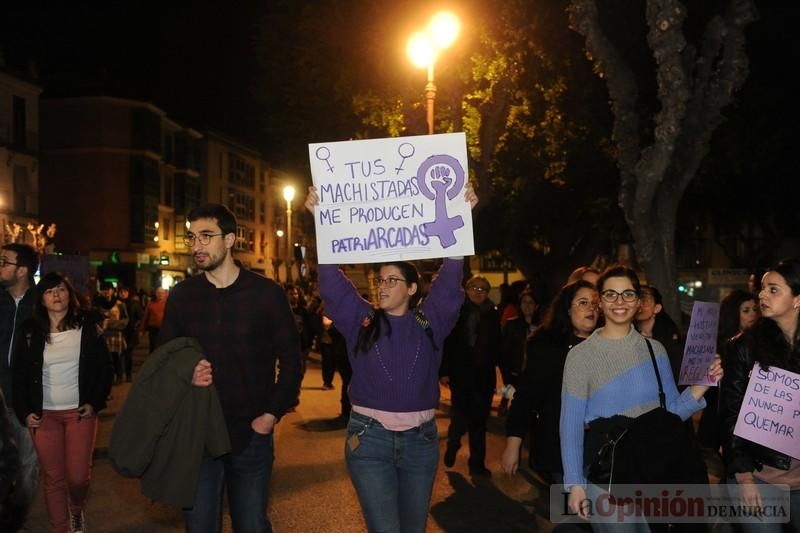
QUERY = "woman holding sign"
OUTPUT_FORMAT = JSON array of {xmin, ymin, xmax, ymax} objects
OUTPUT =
[
  {"xmin": 305, "ymin": 184, "xmax": 477, "ymax": 533},
  {"xmin": 720, "ymin": 259, "xmax": 800, "ymax": 532},
  {"xmin": 561, "ymin": 265, "xmax": 722, "ymax": 527}
]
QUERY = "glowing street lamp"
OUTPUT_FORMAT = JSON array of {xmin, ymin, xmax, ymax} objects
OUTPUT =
[
  {"xmin": 283, "ymin": 185, "xmax": 295, "ymax": 283},
  {"xmin": 407, "ymin": 11, "xmax": 461, "ymax": 134},
  {"xmin": 274, "ymin": 229, "xmax": 285, "ymax": 282}
]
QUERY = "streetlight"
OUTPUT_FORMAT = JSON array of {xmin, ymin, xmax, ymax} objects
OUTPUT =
[
  {"xmin": 407, "ymin": 11, "xmax": 461, "ymax": 135},
  {"xmin": 283, "ymin": 185, "xmax": 295, "ymax": 283},
  {"xmin": 275, "ymin": 229, "xmax": 284, "ymax": 282}
]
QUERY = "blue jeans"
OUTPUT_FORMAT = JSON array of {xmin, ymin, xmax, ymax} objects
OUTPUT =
[
  {"xmin": 345, "ymin": 411, "xmax": 439, "ymax": 533},
  {"xmin": 584, "ymin": 482, "xmax": 651, "ymax": 533},
  {"xmin": 184, "ymin": 431, "xmax": 274, "ymax": 533}
]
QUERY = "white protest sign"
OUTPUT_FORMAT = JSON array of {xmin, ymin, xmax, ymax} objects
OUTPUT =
[
  {"xmin": 678, "ymin": 301, "xmax": 720, "ymax": 386},
  {"xmin": 734, "ymin": 363, "xmax": 800, "ymax": 460},
  {"xmin": 308, "ymin": 133, "xmax": 474, "ymax": 264}
]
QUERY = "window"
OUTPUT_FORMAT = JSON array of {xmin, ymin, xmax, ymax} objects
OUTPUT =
[
  {"xmin": 163, "ymin": 173, "xmax": 174, "ymax": 207},
  {"xmin": 229, "ymin": 154, "xmax": 255, "ymax": 189},
  {"xmin": 174, "ymin": 173, "xmax": 201, "ymax": 213},
  {"xmin": 13, "ymin": 165, "xmax": 32, "ymax": 214},
  {"xmin": 260, "ymin": 201, "xmax": 266, "ymax": 224},
  {"xmin": 129, "ymin": 156, "xmax": 160, "ymax": 243},
  {"xmin": 12, "ymin": 96, "xmax": 26, "ymax": 148},
  {"xmin": 228, "ymin": 190, "xmax": 255, "ymax": 221},
  {"xmin": 235, "ymin": 226, "xmax": 255, "ymax": 253},
  {"xmin": 175, "ymin": 220, "xmax": 187, "ymax": 251},
  {"xmin": 162, "ymin": 216, "xmax": 171, "ymax": 241}
]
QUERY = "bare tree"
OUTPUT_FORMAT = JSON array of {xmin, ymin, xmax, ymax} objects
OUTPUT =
[{"xmin": 568, "ymin": 0, "xmax": 757, "ymax": 320}]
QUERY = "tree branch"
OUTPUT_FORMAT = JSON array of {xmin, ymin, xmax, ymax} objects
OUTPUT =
[
  {"xmin": 568, "ymin": 0, "xmax": 641, "ymax": 221},
  {"xmin": 674, "ymin": 0, "xmax": 757, "ymax": 195},
  {"xmin": 633, "ymin": 0, "xmax": 690, "ymax": 211}
]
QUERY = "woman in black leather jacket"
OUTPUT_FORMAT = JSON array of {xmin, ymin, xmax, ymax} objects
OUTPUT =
[
  {"xmin": 501, "ymin": 280, "xmax": 599, "ymax": 483},
  {"xmin": 12, "ymin": 272, "xmax": 112, "ymax": 533},
  {"xmin": 720, "ymin": 259, "xmax": 800, "ymax": 532}
]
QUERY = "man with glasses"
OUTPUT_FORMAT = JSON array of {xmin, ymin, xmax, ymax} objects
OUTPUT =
[
  {"xmin": 0, "ymin": 243, "xmax": 40, "ymax": 530},
  {"xmin": 159, "ymin": 203, "xmax": 302, "ymax": 533},
  {"xmin": 440, "ymin": 276, "xmax": 501, "ymax": 477}
]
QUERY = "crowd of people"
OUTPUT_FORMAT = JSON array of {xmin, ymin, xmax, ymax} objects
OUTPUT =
[{"xmin": 0, "ymin": 194, "xmax": 798, "ymax": 532}]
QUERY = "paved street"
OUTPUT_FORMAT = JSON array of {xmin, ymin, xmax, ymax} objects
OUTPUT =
[{"xmin": 25, "ymin": 345, "xmax": 551, "ymax": 532}]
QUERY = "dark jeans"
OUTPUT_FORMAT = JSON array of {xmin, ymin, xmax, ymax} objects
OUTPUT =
[
  {"xmin": 121, "ymin": 345, "xmax": 134, "ymax": 379},
  {"xmin": 345, "ymin": 411, "xmax": 439, "ymax": 533},
  {"xmin": 446, "ymin": 385, "xmax": 493, "ymax": 467},
  {"xmin": 147, "ymin": 326, "xmax": 160, "ymax": 354},
  {"xmin": 320, "ymin": 343, "xmax": 336, "ymax": 386},
  {"xmin": 184, "ymin": 432, "xmax": 275, "ymax": 533},
  {"xmin": 4, "ymin": 409, "xmax": 38, "ymax": 530},
  {"xmin": 338, "ymin": 356, "xmax": 352, "ymax": 416}
]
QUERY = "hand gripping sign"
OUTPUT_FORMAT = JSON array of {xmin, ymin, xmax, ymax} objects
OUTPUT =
[
  {"xmin": 308, "ymin": 133, "xmax": 475, "ymax": 264},
  {"xmin": 733, "ymin": 363, "xmax": 800, "ymax": 460}
]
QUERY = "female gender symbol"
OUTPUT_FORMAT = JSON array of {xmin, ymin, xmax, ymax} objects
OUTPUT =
[
  {"xmin": 394, "ymin": 142, "xmax": 416, "ymax": 175},
  {"xmin": 315, "ymin": 146, "xmax": 334, "ymax": 173},
  {"xmin": 415, "ymin": 154, "xmax": 465, "ymax": 248}
]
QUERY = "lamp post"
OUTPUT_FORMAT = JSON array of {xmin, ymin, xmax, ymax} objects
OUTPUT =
[
  {"xmin": 407, "ymin": 11, "xmax": 461, "ymax": 135},
  {"xmin": 283, "ymin": 185, "xmax": 295, "ymax": 283},
  {"xmin": 275, "ymin": 229, "xmax": 284, "ymax": 282}
]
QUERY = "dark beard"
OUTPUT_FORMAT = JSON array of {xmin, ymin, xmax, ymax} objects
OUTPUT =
[{"xmin": 195, "ymin": 250, "xmax": 227, "ymax": 272}]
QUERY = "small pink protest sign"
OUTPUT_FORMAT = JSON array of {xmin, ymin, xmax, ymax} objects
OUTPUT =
[
  {"xmin": 678, "ymin": 301, "xmax": 720, "ymax": 386},
  {"xmin": 733, "ymin": 363, "xmax": 800, "ymax": 460}
]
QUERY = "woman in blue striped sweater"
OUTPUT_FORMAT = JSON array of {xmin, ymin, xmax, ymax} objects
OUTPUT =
[{"xmin": 560, "ymin": 265, "xmax": 722, "ymax": 528}]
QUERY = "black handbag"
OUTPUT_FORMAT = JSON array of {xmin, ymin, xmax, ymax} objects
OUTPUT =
[{"xmin": 585, "ymin": 339, "xmax": 707, "ymax": 495}]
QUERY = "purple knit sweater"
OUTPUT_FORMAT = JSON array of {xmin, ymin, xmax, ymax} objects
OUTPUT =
[{"xmin": 319, "ymin": 259, "xmax": 464, "ymax": 412}]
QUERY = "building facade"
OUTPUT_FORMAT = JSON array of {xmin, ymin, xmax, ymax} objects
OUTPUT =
[
  {"xmin": 201, "ymin": 130, "xmax": 276, "ymax": 277},
  {"xmin": 0, "ymin": 66, "xmax": 42, "ymax": 248},
  {"xmin": 40, "ymin": 96, "xmax": 202, "ymax": 291}
]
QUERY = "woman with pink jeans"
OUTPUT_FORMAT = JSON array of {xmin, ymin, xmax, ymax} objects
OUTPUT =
[{"xmin": 12, "ymin": 272, "xmax": 112, "ymax": 533}]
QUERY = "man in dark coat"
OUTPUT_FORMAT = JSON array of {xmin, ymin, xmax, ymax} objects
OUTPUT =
[
  {"xmin": 0, "ymin": 243, "xmax": 38, "ymax": 530},
  {"xmin": 440, "ymin": 275, "xmax": 501, "ymax": 477}
]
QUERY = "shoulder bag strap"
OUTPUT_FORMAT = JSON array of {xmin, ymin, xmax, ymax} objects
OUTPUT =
[{"xmin": 645, "ymin": 338, "xmax": 666, "ymax": 409}]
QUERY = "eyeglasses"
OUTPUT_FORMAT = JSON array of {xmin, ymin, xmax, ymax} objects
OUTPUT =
[
  {"xmin": 183, "ymin": 233, "xmax": 225, "ymax": 246},
  {"xmin": 572, "ymin": 299, "xmax": 599, "ymax": 310},
  {"xmin": 376, "ymin": 277, "xmax": 407, "ymax": 288},
  {"xmin": 600, "ymin": 289, "xmax": 639, "ymax": 303},
  {"xmin": 0, "ymin": 258, "xmax": 18, "ymax": 267},
  {"xmin": 467, "ymin": 286, "xmax": 489, "ymax": 293}
]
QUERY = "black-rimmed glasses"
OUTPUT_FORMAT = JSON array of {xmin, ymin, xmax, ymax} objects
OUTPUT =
[
  {"xmin": 600, "ymin": 289, "xmax": 639, "ymax": 303},
  {"xmin": 0, "ymin": 258, "xmax": 18, "ymax": 267},
  {"xmin": 183, "ymin": 233, "xmax": 225, "ymax": 246},
  {"xmin": 376, "ymin": 277, "xmax": 408, "ymax": 288}
]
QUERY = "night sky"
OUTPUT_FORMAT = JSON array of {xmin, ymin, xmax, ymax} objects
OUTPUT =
[{"xmin": 3, "ymin": 1, "xmax": 798, "ymax": 178}]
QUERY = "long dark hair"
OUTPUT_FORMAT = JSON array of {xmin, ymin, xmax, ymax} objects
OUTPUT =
[
  {"xmin": 354, "ymin": 261, "xmax": 438, "ymax": 355},
  {"xmin": 541, "ymin": 280, "xmax": 597, "ymax": 337},
  {"xmin": 718, "ymin": 289, "xmax": 757, "ymax": 342},
  {"xmin": 33, "ymin": 272, "xmax": 82, "ymax": 343},
  {"xmin": 753, "ymin": 259, "xmax": 800, "ymax": 372}
]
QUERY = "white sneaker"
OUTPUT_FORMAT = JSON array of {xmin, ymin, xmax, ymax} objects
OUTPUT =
[{"xmin": 70, "ymin": 511, "xmax": 86, "ymax": 533}]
